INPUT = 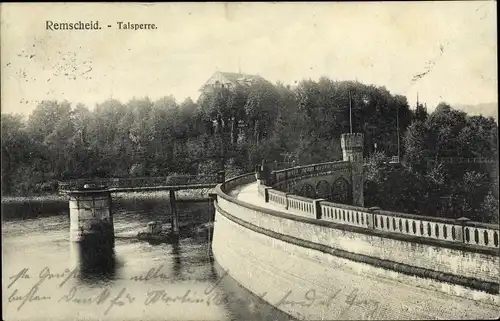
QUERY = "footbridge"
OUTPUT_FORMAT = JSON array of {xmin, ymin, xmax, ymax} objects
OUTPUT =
[
  {"xmin": 59, "ymin": 172, "xmax": 224, "ymax": 244},
  {"xmin": 211, "ymin": 133, "xmax": 500, "ymax": 320}
]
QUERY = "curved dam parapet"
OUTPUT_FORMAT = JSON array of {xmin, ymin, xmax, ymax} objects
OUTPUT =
[{"xmin": 211, "ymin": 163, "xmax": 499, "ymax": 320}]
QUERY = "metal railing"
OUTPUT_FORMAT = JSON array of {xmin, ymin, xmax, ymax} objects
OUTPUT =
[
  {"xmin": 363, "ymin": 156, "xmax": 400, "ymax": 164},
  {"xmin": 426, "ymin": 157, "xmax": 496, "ymax": 164},
  {"xmin": 58, "ymin": 173, "xmax": 222, "ymax": 193}
]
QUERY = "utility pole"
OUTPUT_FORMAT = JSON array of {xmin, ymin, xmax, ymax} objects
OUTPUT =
[
  {"xmin": 397, "ymin": 105, "xmax": 400, "ymax": 161},
  {"xmin": 349, "ymin": 89, "xmax": 353, "ymax": 134}
]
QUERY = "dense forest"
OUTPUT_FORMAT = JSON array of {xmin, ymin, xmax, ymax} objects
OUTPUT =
[{"xmin": 2, "ymin": 77, "xmax": 498, "ymax": 223}]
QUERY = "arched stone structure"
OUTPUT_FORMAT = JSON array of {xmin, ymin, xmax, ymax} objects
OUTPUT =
[
  {"xmin": 331, "ymin": 177, "xmax": 351, "ymax": 204},
  {"xmin": 315, "ymin": 180, "xmax": 331, "ymax": 199},
  {"xmin": 270, "ymin": 133, "xmax": 364, "ymax": 206},
  {"xmin": 300, "ymin": 183, "xmax": 316, "ymax": 199},
  {"xmin": 276, "ymin": 163, "xmax": 352, "ymax": 203},
  {"xmin": 294, "ymin": 178, "xmax": 352, "ymax": 204}
]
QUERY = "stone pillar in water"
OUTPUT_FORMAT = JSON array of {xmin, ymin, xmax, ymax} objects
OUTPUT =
[
  {"xmin": 341, "ymin": 133, "xmax": 364, "ymax": 207},
  {"xmin": 169, "ymin": 189, "xmax": 179, "ymax": 235},
  {"xmin": 69, "ymin": 188, "xmax": 114, "ymax": 246}
]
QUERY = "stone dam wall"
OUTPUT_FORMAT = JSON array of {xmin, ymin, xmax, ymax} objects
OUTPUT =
[{"xmin": 211, "ymin": 173, "xmax": 500, "ymax": 320}]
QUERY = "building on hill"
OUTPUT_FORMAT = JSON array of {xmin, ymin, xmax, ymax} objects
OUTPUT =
[
  {"xmin": 198, "ymin": 71, "xmax": 272, "ymax": 148},
  {"xmin": 198, "ymin": 71, "xmax": 271, "ymax": 93}
]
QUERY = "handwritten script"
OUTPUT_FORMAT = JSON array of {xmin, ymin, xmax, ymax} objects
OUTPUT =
[{"xmin": 5, "ymin": 265, "xmax": 380, "ymax": 318}]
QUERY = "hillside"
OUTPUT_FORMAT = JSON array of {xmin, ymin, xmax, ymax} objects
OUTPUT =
[{"xmin": 453, "ymin": 102, "xmax": 498, "ymax": 120}]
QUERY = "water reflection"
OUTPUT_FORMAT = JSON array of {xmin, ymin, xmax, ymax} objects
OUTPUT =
[
  {"xmin": 171, "ymin": 238, "xmax": 182, "ymax": 280},
  {"xmin": 75, "ymin": 235, "xmax": 117, "ymax": 284},
  {"xmin": 3, "ymin": 198, "xmax": 297, "ymax": 321}
]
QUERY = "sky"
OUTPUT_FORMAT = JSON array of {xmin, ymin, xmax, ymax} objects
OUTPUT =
[{"xmin": 1, "ymin": 2, "xmax": 497, "ymax": 116}]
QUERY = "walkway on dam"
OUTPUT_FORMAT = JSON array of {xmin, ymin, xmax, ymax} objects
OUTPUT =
[{"xmin": 229, "ymin": 181, "xmax": 286, "ymax": 212}]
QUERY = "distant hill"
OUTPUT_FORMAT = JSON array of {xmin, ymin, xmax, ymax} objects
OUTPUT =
[{"xmin": 452, "ymin": 102, "xmax": 498, "ymax": 120}]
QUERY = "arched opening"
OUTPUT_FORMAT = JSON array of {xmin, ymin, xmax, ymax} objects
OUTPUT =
[
  {"xmin": 315, "ymin": 180, "xmax": 331, "ymax": 199},
  {"xmin": 331, "ymin": 177, "xmax": 351, "ymax": 204},
  {"xmin": 300, "ymin": 184, "xmax": 316, "ymax": 199}
]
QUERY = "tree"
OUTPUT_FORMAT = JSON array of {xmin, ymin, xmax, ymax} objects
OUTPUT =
[
  {"xmin": 44, "ymin": 112, "xmax": 77, "ymax": 178},
  {"xmin": 71, "ymin": 103, "xmax": 91, "ymax": 145},
  {"xmin": 403, "ymin": 121, "xmax": 428, "ymax": 172},
  {"xmin": 3, "ymin": 75, "xmax": 496, "ymax": 221},
  {"xmin": 425, "ymin": 103, "xmax": 467, "ymax": 158},
  {"xmin": 457, "ymin": 115, "xmax": 498, "ymax": 158},
  {"xmin": 225, "ymin": 86, "xmax": 248, "ymax": 145},
  {"xmin": 480, "ymin": 190, "xmax": 499, "ymax": 224},
  {"xmin": 179, "ymin": 97, "xmax": 202, "ymax": 138},
  {"xmin": 1, "ymin": 114, "xmax": 32, "ymax": 194},
  {"xmin": 270, "ymin": 83, "xmax": 302, "ymax": 153},
  {"xmin": 25, "ymin": 100, "xmax": 72, "ymax": 143},
  {"xmin": 449, "ymin": 170, "xmax": 491, "ymax": 221},
  {"xmin": 244, "ymin": 82, "xmax": 279, "ymax": 145},
  {"xmin": 86, "ymin": 99, "xmax": 128, "ymax": 177},
  {"xmin": 150, "ymin": 96, "xmax": 178, "ymax": 173},
  {"xmin": 414, "ymin": 102, "xmax": 428, "ymax": 122}
]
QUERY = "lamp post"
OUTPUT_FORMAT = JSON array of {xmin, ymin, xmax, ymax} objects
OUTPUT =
[
  {"xmin": 396, "ymin": 105, "xmax": 400, "ymax": 162},
  {"xmin": 348, "ymin": 89, "xmax": 353, "ymax": 134}
]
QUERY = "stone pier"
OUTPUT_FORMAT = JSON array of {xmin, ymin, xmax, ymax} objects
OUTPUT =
[{"xmin": 68, "ymin": 188, "xmax": 114, "ymax": 246}]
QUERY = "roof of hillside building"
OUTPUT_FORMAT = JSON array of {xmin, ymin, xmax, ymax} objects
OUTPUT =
[
  {"xmin": 199, "ymin": 71, "xmax": 271, "ymax": 91},
  {"xmin": 219, "ymin": 72, "xmax": 267, "ymax": 83}
]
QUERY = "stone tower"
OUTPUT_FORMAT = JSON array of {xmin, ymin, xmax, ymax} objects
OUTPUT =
[{"xmin": 341, "ymin": 133, "xmax": 364, "ymax": 206}]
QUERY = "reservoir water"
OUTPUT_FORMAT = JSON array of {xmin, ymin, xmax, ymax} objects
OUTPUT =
[{"xmin": 2, "ymin": 197, "xmax": 295, "ymax": 321}]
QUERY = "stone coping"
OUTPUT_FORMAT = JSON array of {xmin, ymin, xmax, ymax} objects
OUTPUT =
[
  {"xmin": 215, "ymin": 203, "xmax": 499, "ymax": 295},
  {"xmin": 215, "ymin": 173, "xmax": 499, "ymax": 256}
]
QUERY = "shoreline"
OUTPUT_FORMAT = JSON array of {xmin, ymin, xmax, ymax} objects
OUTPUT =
[{"xmin": 1, "ymin": 188, "xmax": 215, "ymax": 204}]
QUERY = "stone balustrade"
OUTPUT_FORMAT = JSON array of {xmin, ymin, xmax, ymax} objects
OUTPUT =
[
  {"xmin": 321, "ymin": 201, "xmax": 374, "ymax": 229},
  {"xmin": 213, "ymin": 164, "xmax": 500, "ymax": 319},
  {"xmin": 320, "ymin": 203, "xmax": 498, "ymax": 249},
  {"xmin": 259, "ymin": 162, "xmax": 500, "ymax": 250},
  {"xmin": 284, "ymin": 194, "xmax": 315, "ymax": 218},
  {"xmin": 257, "ymin": 182, "xmax": 266, "ymax": 198},
  {"xmin": 215, "ymin": 172, "xmax": 499, "ymax": 296},
  {"xmin": 268, "ymin": 189, "xmax": 287, "ymax": 208}
]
